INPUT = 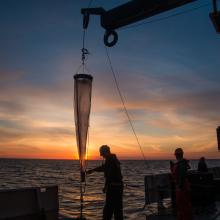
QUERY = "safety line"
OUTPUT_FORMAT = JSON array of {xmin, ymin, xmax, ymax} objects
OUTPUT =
[{"xmin": 104, "ymin": 46, "xmax": 149, "ymax": 167}]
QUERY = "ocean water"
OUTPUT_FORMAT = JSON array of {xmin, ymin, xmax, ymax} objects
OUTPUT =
[{"xmin": 0, "ymin": 159, "xmax": 220, "ymax": 219}]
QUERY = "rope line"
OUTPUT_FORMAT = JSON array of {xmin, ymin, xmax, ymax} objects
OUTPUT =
[
  {"xmin": 104, "ymin": 46, "xmax": 149, "ymax": 167},
  {"xmin": 74, "ymin": 1, "xmax": 95, "ymax": 217},
  {"xmin": 119, "ymin": 2, "xmax": 211, "ymax": 30},
  {"xmin": 82, "ymin": 29, "xmax": 86, "ymax": 73}
]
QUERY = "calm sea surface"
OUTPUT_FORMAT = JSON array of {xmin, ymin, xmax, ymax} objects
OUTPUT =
[{"xmin": 0, "ymin": 159, "xmax": 220, "ymax": 219}]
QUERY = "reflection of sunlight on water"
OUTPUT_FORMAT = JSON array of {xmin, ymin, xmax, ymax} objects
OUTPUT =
[
  {"xmin": 84, "ymin": 194, "xmax": 103, "ymax": 202},
  {"xmin": 1, "ymin": 159, "xmax": 220, "ymax": 219}
]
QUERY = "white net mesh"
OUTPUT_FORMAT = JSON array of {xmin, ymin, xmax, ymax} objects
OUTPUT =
[{"xmin": 74, "ymin": 74, "xmax": 93, "ymax": 180}]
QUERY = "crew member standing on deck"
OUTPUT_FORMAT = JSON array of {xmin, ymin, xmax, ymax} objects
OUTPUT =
[
  {"xmin": 170, "ymin": 148, "xmax": 193, "ymax": 220},
  {"xmin": 87, "ymin": 145, "xmax": 123, "ymax": 220},
  {"xmin": 197, "ymin": 157, "xmax": 208, "ymax": 172}
]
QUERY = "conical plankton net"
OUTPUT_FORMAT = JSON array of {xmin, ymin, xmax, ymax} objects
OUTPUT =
[{"xmin": 74, "ymin": 74, "xmax": 93, "ymax": 181}]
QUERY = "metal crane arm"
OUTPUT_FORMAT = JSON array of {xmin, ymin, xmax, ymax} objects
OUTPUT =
[
  {"xmin": 100, "ymin": 0, "xmax": 197, "ymax": 30},
  {"xmin": 82, "ymin": 0, "xmax": 196, "ymax": 30},
  {"xmin": 81, "ymin": 0, "xmax": 220, "ymax": 47}
]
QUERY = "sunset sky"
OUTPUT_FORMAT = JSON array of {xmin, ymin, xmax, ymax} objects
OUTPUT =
[{"xmin": 0, "ymin": 0, "xmax": 220, "ymax": 160}]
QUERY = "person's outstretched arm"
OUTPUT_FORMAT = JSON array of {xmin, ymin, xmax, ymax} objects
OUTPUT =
[{"xmin": 87, "ymin": 164, "xmax": 105, "ymax": 174}]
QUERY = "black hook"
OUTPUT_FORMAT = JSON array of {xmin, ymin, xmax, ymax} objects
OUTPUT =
[{"xmin": 104, "ymin": 30, "xmax": 118, "ymax": 47}]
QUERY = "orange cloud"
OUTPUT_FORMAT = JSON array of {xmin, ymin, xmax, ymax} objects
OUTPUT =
[{"xmin": 0, "ymin": 68, "xmax": 219, "ymax": 160}]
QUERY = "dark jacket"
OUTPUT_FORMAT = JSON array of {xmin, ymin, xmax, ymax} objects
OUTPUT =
[
  {"xmin": 197, "ymin": 160, "xmax": 208, "ymax": 172},
  {"xmin": 93, "ymin": 154, "xmax": 123, "ymax": 186}
]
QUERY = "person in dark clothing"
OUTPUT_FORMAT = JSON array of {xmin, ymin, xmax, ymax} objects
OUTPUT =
[
  {"xmin": 170, "ymin": 148, "xmax": 193, "ymax": 220},
  {"xmin": 87, "ymin": 145, "xmax": 123, "ymax": 220},
  {"xmin": 197, "ymin": 157, "xmax": 208, "ymax": 172}
]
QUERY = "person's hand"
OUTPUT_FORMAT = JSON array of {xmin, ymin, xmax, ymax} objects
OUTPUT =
[{"xmin": 86, "ymin": 169, "xmax": 93, "ymax": 175}]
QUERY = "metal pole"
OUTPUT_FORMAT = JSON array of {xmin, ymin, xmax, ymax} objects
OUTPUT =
[
  {"xmin": 217, "ymin": 126, "xmax": 220, "ymax": 151},
  {"xmin": 80, "ymin": 181, "xmax": 83, "ymax": 219}
]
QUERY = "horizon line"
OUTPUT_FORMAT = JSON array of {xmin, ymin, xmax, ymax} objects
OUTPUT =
[{"xmin": 1, "ymin": 157, "xmax": 220, "ymax": 161}]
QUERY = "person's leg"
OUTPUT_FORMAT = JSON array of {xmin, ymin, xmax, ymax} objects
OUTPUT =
[
  {"xmin": 176, "ymin": 188, "xmax": 192, "ymax": 220},
  {"xmin": 103, "ymin": 188, "xmax": 114, "ymax": 220},
  {"xmin": 176, "ymin": 189, "xmax": 184, "ymax": 220},
  {"xmin": 113, "ymin": 186, "xmax": 123, "ymax": 220},
  {"xmin": 181, "ymin": 189, "xmax": 193, "ymax": 220}
]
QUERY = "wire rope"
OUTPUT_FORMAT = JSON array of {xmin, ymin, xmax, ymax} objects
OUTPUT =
[
  {"xmin": 104, "ymin": 46, "xmax": 150, "ymax": 168},
  {"xmin": 73, "ymin": 1, "xmax": 95, "ymax": 218}
]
